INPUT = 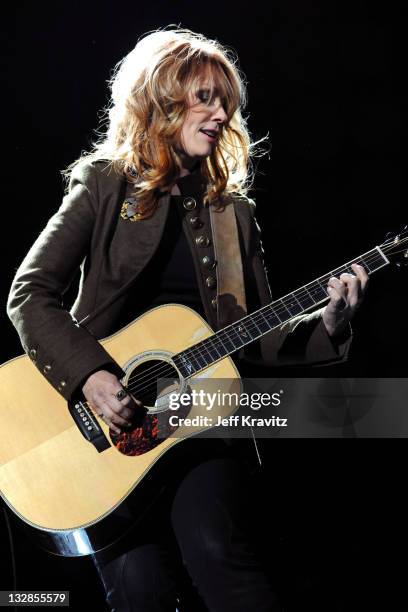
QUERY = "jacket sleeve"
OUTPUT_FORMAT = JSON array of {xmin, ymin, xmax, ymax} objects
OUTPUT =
[
  {"xmin": 246, "ymin": 199, "xmax": 353, "ymax": 368},
  {"xmin": 6, "ymin": 161, "xmax": 124, "ymax": 401}
]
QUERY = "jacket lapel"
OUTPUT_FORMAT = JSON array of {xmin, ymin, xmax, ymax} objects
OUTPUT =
[{"xmin": 79, "ymin": 187, "xmax": 171, "ymax": 328}]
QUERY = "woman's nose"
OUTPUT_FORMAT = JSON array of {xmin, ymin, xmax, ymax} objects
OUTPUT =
[{"xmin": 211, "ymin": 98, "xmax": 228, "ymax": 123}]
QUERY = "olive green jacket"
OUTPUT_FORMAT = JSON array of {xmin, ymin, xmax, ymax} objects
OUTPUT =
[{"xmin": 7, "ymin": 160, "xmax": 352, "ymax": 401}]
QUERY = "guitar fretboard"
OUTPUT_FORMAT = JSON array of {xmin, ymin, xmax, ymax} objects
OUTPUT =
[{"xmin": 173, "ymin": 246, "xmax": 389, "ymax": 378}]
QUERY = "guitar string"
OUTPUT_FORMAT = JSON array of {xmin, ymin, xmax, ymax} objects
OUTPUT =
[
  {"xmin": 124, "ymin": 240, "xmax": 408, "ymax": 400},
  {"xmin": 80, "ymin": 237, "xmax": 406, "ymax": 415},
  {"xmin": 84, "ymin": 238, "xmax": 406, "ymax": 414},
  {"xmin": 120, "ymin": 246, "xmax": 395, "ymax": 400},
  {"xmin": 123, "ymin": 244, "xmax": 402, "ymax": 399}
]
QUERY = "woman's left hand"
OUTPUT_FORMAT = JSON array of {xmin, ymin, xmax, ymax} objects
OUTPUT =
[{"xmin": 322, "ymin": 263, "xmax": 369, "ymax": 338}]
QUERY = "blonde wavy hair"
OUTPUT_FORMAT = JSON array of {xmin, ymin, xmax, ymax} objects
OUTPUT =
[{"xmin": 62, "ymin": 26, "xmax": 266, "ymax": 219}]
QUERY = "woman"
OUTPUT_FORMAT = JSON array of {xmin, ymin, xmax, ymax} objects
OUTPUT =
[{"xmin": 7, "ymin": 27, "xmax": 367, "ymax": 611}]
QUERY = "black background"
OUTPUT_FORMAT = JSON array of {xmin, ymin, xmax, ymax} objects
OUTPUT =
[{"xmin": 1, "ymin": 1, "xmax": 406, "ymax": 610}]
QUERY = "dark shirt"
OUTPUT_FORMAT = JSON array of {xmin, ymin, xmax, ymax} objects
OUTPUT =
[
  {"xmin": 145, "ymin": 195, "xmax": 205, "ymax": 317},
  {"xmin": 117, "ymin": 194, "xmax": 205, "ymax": 327}
]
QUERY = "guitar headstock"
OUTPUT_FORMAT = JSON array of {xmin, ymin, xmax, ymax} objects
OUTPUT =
[{"xmin": 380, "ymin": 225, "xmax": 408, "ymax": 268}]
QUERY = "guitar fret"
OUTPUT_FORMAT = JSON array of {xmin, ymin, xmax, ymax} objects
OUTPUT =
[
  {"xmin": 365, "ymin": 252, "xmax": 387, "ymax": 273},
  {"xmin": 256, "ymin": 311, "xmax": 273, "ymax": 333},
  {"xmin": 175, "ymin": 352, "xmax": 197, "ymax": 377},
  {"xmin": 357, "ymin": 257, "xmax": 371, "ymax": 273},
  {"xmin": 292, "ymin": 292, "xmax": 304, "ymax": 310},
  {"xmin": 246, "ymin": 315, "xmax": 262, "ymax": 336},
  {"xmin": 214, "ymin": 336, "xmax": 229, "ymax": 357},
  {"xmin": 283, "ymin": 294, "xmax": 303, "ymax": 317},
  {"xmin": 316, "ymin": 279, "xmax": 327, "ymax": 291},
  {"xmin": 275, "ymin": 300, "xmax": 292, "ymax": 321},
  {"xmin": 236, "ymin": 320, "xmax": 256, "ymax": 342},
  {"xmin": 227, "ymin": 326, "xmax": 245, "ymax": 348},
  {"xmin": 201, "ymin": 344, "xmax": 214, "ymax": 365},
  {"xmin": 263, "ymin": 308, "xmax": 282, "ymax": 328},
  {"xmin": 206, "ymin": 337, "xmax": 224, "ymax": 359},
  {"xmin": 360, "ymin": 254, "xmax": 374, "ymax": 273},
  {"xmin": 180, "ymin": 344, "xmax": 206, "ymax": 374},
  {"xmin": 295, "ymin": 289, "xmax": 315, "ymax": 309},
  {"xmin": 307, "ymin": 281, "xmax": 328, "ymax": 303},
  {"xmin": 218, "ymin": 334, "xmax": 236, "ymax": 353},
  {"xmin": 190, "ymin": 349, "xmax": 205, "ymax": 371},
  {"xmin": 191, "ymin": 350, "xmax": 208, "ymax": 370}
]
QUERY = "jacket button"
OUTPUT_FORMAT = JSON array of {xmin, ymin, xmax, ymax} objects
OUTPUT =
[
  {"xmin": 195, "ymin": 235, "xmax": 210, "ymax": 247},
  {"xmin": 189, "ymin": 216, "xmax": 202, "ymax": 229},
  {"xmin": 211, "ymin": 297, "xmax": 217, "ymax": 309},
  {"xmin": 58, "ymin": 381, "xmax": 67, "ymax": 392},
  {"xmin": 29, "ymin": 348, "xmax": 37, "ymax": 359},
  {"xmin": 206, "ymin": 276, "xmax": 216, "ymax": 289},
  {"xmin": 202, "ymin": 255, "xmax": 216, "ymax": 268},
  {"xmin": 43, "ymin": 364, "xmax": 52, "ymax": 374},
  {"xmin": 183, "ymin": 197, "xmax": 197, "ymax": 211}
]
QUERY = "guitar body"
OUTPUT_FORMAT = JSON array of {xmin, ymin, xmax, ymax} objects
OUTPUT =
[{"xmin": 0, "ymin": 304, "xmax": 241, "ymax": 556}]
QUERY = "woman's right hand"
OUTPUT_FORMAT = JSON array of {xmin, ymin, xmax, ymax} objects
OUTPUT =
[{"xmin": 82, "ymin": 369, "xmax": 142, "ymax": 434}]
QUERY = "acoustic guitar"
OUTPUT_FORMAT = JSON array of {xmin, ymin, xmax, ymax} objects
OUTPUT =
[{"xmin": 0, "ymin": 226, "xmax": 406, "ymax": 556}]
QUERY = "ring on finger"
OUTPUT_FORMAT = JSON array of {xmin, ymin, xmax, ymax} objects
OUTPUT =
[{"xmin": 115, "ymin": 388, "xmax": 128, "ymax": 401}]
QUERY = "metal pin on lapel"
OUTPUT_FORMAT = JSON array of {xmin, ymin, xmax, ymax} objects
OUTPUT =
[{"xmin": 120, "ymin": 197, "xmax": 142, "ymax": 222}]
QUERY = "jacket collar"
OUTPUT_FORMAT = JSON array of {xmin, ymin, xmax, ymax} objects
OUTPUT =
[{"xmin": 176, "ymin": 170, "xmax": 207, "ymax": 200}]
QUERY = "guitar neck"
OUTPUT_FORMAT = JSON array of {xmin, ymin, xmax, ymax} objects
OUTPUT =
[{"xmin": 173, "ymin": 246, "xmax": 389, "ymax": 377}]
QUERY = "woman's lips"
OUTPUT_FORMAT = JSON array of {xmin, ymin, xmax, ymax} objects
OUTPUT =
[{"xmin": 199, "ymin": 129, "xmax": 218, "ymax": 142}]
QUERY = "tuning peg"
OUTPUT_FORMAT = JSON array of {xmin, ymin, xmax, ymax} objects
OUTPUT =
[{"xmin": 385, "ymin": 224, "xmax": 408, "ymax": 243}]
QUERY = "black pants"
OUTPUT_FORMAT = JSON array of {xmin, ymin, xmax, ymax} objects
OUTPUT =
[{"xmin": 92, "ymin": 439, "xmax": 281, "ymax": 612}]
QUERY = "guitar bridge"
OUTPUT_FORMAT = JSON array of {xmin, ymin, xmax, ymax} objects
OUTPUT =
[{"xmin": 68, "ymin": 400, "xmax": 110, "ymax": 452}]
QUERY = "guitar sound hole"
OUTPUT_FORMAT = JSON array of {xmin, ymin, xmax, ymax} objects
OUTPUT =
[{"xmin": 127, "ymin": 359, "xmax": 180, "ymax": 411}]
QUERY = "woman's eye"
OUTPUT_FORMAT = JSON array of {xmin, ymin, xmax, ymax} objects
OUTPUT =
[
  {"xmin": 195, "ymin": 89, "xmax": 228, "ymax": 113},
  {"xmin": 197, "ymin": 90, "xmax": 211, "ymax": 104}
]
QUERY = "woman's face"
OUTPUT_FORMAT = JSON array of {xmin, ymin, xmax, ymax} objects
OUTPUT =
[{"xmin": 177, "ymin": 80, "xmax": 228, "ymax": 171}]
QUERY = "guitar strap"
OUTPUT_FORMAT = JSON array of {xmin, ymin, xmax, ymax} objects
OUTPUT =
[
  {"xmin": 210, "ymin": 201, "xmax": 262, "ymax": 469},
  {"xmin": 210, "ymin": 199, "xmax": 247, "ymax": 329}
]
